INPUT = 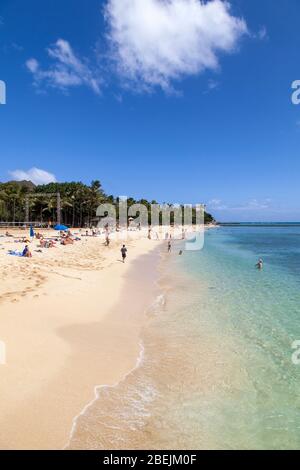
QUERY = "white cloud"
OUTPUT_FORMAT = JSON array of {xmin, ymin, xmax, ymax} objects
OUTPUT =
[
  {"xmin": 207, "ymin": 198, "xmax": 228, "ymax": 210},
  {"xmin": 26, "ymin": 39, "xmax": 101, "ymax": 95},
  {"xmin": 105, "ymin": 0, "xmax": 248, "ymax": 91},
  {"xmin": 232, "ymin": 199, "xmax": 272, "ymax": 211},
  {"xmin": 26, "ymin": 58, "xmax": 39, "ymax": 73},
  {"xmin": 208, "ymin": 198, "xmax": 272, "ymax": 212},
  {"xmin": 9, "ymin": 168, "xmax": 57, "ymax": 185}
]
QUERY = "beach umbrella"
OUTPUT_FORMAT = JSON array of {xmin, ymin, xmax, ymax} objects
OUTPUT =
[
  {"xmin": 54, "ymin": 224, "xmax": 68, "ymax": 231},
  {"xmin": 30, "ymin": 225, "xmax": 35, "ymax": 238}
]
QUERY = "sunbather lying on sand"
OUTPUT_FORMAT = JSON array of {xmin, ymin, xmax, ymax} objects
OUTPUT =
[
  {"xmin": 61, "ymin": 236, "xmax": 74, "ymax": 245},
  {"xmin": 40, "ymin": 239, "xmax": 56, "ymax": 248},
  {"xmin": 12, "ymin": 237, "xmax": 30, "ymax": 243}
]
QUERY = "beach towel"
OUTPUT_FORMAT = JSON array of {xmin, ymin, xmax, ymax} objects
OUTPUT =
[{"xmin": 8, "ymin": 250, "xmax": 23, "ymax": 257}]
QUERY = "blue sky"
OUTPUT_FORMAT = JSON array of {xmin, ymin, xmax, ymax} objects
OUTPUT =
[{"xmin": 0, "ymin": 0, "xmax": 300, "ymax": 221}]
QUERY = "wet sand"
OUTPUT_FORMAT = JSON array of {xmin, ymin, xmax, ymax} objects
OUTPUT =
[{"xmin": 0, "ymin": 229, "xmax": 162, "ymax": 449}]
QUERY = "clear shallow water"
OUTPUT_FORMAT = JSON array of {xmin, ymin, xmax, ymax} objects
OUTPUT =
[{"xmin": 69, "ymin": 226, "xmax": 300, "ymax": 450}]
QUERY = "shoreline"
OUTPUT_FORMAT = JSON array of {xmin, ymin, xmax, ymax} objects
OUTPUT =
[
  {"xmin": 67, "ymin": 242, "xmax": 189, "ymax": 450},
  {"xmin": 0, "ymin": 229, "xmax": 163, "ymax": 450},
  {"xmin": 65, "ymin": 245, "xmax": 163, "ymax": 450},
  {"xmin": 65, "ymin": 340, "xmax": 146, "ymax": 449}
]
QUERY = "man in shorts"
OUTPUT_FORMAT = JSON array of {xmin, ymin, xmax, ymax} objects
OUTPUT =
[{"xmin": 121, "ymin": 245, "xmax": 127, "ymax": 263}]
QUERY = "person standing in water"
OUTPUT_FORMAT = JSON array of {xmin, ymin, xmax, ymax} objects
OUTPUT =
[
  {"xmin": 121, "ymin": 245, "xmax": 127, "ymax": 263},
  {"xmin": 256, "ymin": 258, "xmax": 263, "ymax": 270}
]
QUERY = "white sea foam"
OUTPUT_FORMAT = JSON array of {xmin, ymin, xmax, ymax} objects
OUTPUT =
[
  {"xmin": 63, "ymin": 341, "xmax": 145, "ymax": 449},
  {"xmin": 146, "ymin": 294, "xmax": 166, "ymax": 316}
]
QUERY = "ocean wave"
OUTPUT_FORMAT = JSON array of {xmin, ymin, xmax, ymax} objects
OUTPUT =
[
  {"xmin": 146, "ymin": 294, "xmax": 166, "ymax": 316},
  {"xmin": 64, "ymin": 341, "xmax": 146, "ymax": 450}
]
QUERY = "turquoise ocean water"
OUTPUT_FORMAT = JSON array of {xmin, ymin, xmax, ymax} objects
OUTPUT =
[{"xmin": 69, "ymin": 225, "xmax": 300, "ymax": 450}]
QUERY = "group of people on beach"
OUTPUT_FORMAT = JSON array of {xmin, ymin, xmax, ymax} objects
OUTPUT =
[
  {"xmin": 6, "ymin": 233, "xmax": 128, "ymax": 263},
  {"xmin": 4, "ymin": 228, "xmax": 264, "ymax": 270}
]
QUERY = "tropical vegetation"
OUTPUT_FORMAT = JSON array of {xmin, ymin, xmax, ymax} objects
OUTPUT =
[{"xmin": 0, "ymin": 179, "xmax": 215, "ymax": 226}]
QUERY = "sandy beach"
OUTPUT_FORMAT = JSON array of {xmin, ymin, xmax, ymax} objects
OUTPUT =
[{"xmin": 0, "ymin": 228, "xmax": 162, "ymax": 450}]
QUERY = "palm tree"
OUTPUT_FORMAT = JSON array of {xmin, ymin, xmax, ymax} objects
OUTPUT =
[
  {"xmin": 86, "ymin": 180, "xmax": 105, "ymax": 226},
  {"xmin": 0, "ymin": 187, "xmax": 8, "ymax": 221}
]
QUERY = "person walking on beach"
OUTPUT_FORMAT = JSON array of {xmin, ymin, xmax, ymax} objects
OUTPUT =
[
  {"xmin": 121, "ymin": 245, "xmax": 127, "ymax": 263},
  {"xmin": 168, "ymin": 241, "xmax": 172, "ymax": 253}
]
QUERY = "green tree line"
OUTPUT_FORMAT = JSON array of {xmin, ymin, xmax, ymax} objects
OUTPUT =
[{"xmin": 0, "ymin": 180, "xmax": 215, "ymax": 226}]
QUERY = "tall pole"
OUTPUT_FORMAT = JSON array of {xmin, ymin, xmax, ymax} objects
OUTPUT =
[
  {"xmin": 13, "ymin": 198, "xmax": 16, "ymax": 225},
  {"xmin": 25, "ymin": 196, "xmax": 29, "ymax": 225},
  {"xmin": 57, "ymin": 193, "xmax": 61, "ymax": 225}
]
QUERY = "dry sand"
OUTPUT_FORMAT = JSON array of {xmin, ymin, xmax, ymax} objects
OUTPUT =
[{"xmin": 0, "ymin": 228, "xmax": 163, "ymax": 449}]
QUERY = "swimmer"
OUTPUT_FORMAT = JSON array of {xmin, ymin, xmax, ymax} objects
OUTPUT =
[{"xmin": 256, "ymin": 258, "xmax": 263, "ymax": 270}]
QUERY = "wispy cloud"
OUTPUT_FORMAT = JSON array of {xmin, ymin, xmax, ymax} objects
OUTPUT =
[
  {"xmin": 207, "ymin": 198, "xmax": 228, "ymax": 210},
  {"xmin": 9, "ymin": 167, "xmax": 57, "ymax": 185},
  {"xmin": 203, "ymin": 79, "xmax": 220, "ymax": 94},
  {"xmin": 256, "ymin": 25, "xmax": 268, "ymax": 41},
  {"xmin": 208, "ymin": 198, "xmax": 272, "ymax": 211},
  {"xmin": 26, "ymin": 39, "xmax": 102, "ymax": 95},
  {"xmin": 207, "ymin": 79, "xmax": 219, "ymax": 91},
  {"xmin": 232, "ymin": 199, "xmax": 272, "ymax": 211},
  {"xmin": 105, "ymin": 0, "xmax": 248, "ymax": 92}
]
